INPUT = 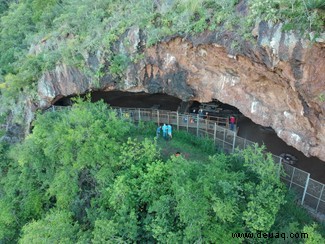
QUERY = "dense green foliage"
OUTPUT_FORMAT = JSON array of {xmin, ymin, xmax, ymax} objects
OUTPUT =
[
  {"xmin": 249, "ymin": 0, "xmax": 325, "ymax": 33},
  {"xmin": 0, "ymin": 100, "xmax": 323, "ymax": 242}
]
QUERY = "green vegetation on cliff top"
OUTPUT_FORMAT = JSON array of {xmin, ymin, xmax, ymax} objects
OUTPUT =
[
  {"xmin": 0, "ymin": 99, "xmax": 324, "ymax": 242},
  {"xmin": 0, "ymin": 0, "xmax": 324, "ymax": 109}
]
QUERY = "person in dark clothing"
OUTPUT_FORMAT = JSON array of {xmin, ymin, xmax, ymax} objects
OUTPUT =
[
  {"xmin": 156, "ymin": 125, "xmax": 161, "ymax": 138},
  {"xmin": 199, "ymin": 109, "xmax": 204, "ymax": 118}
]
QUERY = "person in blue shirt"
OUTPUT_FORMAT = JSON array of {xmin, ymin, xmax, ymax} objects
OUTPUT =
[{"xmin": 162, "ymin": 124, "xmax": 167, "ymax": 139}]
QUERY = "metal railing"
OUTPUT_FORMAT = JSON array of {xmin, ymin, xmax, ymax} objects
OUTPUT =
[{"xmin": 49, "ymin": 105, "xmax": 325, "ymax": 218}]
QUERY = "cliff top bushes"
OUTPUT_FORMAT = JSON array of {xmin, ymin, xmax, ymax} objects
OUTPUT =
[{"xmin": 0, "ymin": 0, "xmax": 323, "ymax": 99}]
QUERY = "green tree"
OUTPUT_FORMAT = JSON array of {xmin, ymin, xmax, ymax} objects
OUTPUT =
[
  {"xmin": 0, "ymin": 0, "xmax": 10, "ymax": 16},
  {"xmin": 0, "ymin": 199, "xmax": 17, "ymax": 242},
  {"xmin": 240, "ymin": 145, "xmax": 286, "ymax": 232},
  {"xmin": 0, "ymin": 100, "xmax": 323, "ymax": 242},
  {"xmin": 303, "ymin": 224, "xmax": 324, "ymax": 244},
  {"xmin": 0, "ymin": 1, "xmax": 34, "ymax": 74},
  {"xmin": 19, "ymin": 210, "xmax": 79, "ymax": 244}
]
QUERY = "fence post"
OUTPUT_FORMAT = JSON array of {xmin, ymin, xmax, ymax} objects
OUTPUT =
[
  {"xmin": 301, "ymin": 173, "xmax": 310, "ymax": 205},
  {"xmin": 316, "ymin": 184, "xmax": 325, "ymax": 212},
  {"xmin": 214, "ymin": 123, "xmax": 217, "ymax": 146},
  {"xmin": 138, "ymin": 109, "xmax": 141, "ymax": 122},
  {"xmin": 176, "ymin": 111, "xmax": 179, "ymax": 131},
  {"xmin": 131, "ymin": 109, "xmax": 134, "ymax": 121},
  {"xmin": 206, "ymin": 118, "xmax": 208, "ymax": 135},
  {"xmin": 289, "ymin": 167, "xmax": 296, "ymax": 189},
  {"xmin": 157, "ymin": 110, "xmax": 160, "ymax": 125},
  {"xmin": 244, "ymin": 138, "xmax": 246, "ymax": 149},
  {"xmin": 167, "ymin": 112, "xmax": 170, "ymax": 124},
  {"xmin": 232, "ymin": 130, "xmax": 236, "ymax": 153},
  {"xmin": 119, "ymin": 108, "xmax": 122, "ymax": 118},
  {"xmin": 186, "ymin": 115, "xmax": 189, "ymax": 132},
  {"xmin": 223, "ymin": 128, "xmax": 226, "ymax": 150},
  {"xmin": 196, "ymin": 114, "xmax": 199, "ymax": 137}
]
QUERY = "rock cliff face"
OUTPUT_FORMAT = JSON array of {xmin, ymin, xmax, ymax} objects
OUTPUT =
[{"xmin": 38, "ymin": 22, "xmax": 325, "ymax": 161}]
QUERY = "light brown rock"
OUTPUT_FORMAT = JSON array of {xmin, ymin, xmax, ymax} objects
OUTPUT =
[{"xmin": 37, "ymin": 23, "xmax": 325, "ymax": 161}]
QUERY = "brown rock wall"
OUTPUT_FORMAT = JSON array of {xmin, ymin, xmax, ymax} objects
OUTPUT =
[
  {"xmin": 37, "ymin": 23, "xmax": 325, "ymax": 161},
  {"xmin": 141, "ymin": 35, "xmax": 324, "ymax": 160}
]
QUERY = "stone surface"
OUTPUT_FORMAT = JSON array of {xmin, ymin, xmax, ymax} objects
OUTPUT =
[
  {"xmin": 38, "ymin": 64, "xmax": 91, "ymax": 107},
  {"xmin": 37, "ymin": 22, "xmax": 325, "ymax": 161}
]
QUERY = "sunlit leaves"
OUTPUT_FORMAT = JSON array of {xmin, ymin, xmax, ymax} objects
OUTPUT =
[
  {"xmin": 92, "ymin": 219, "xmax": 123, "ymax": 243},
  {"xmin": 240, "ymin": 144, "xmax": 286, "ymax": 232},
  {"xmin": 19, "ymin": 210, "xmax": 79, "ymax": 244},
  {"xmin": 0, "ymin": 199, "xmax": 16, "ymax": 241}
]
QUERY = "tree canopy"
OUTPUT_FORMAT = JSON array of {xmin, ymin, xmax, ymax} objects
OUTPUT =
[{"xmin": 0, "ymin": 99, "xmax": 323, "ymax": 242}]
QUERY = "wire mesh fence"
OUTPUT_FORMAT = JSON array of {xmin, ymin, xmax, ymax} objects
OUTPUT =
[{"xmin": 50, "ymin": 105, "xmax": 325, "ymax": 217}]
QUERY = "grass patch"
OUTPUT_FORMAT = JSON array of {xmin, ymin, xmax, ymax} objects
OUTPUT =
[
  {"xmin": 132, "ymin": 122, "xmax": 216, "ymax": 161},
  {"xmin": 156, "ymin": 130, "xmax": 216, "ymax": 161}
]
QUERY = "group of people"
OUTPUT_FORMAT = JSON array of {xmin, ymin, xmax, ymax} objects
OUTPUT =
[
  {"xmin": 194, "ymin": 109, "xmax": 208, "ymax": 119},
  {"xmin": 183, "ymin": 116, "xmax": 195, "ymax": 124},
  {"xmin": 156, "ymin": 115, "xmax": 235, "ymax": 140},
  {"xmin": 156, "ymin": 124, "xmax": 173, "ymax": 140}
]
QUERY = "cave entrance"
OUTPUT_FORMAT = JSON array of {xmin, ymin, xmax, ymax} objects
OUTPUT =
[
  {"xmin": 189, "ymin": 100, "xmax": 325, "ymax": 183},
  {"xmin": 54, "ymin": 91, "xmax": 182, "ymax": 111},
  {"xmin": 89, "ymin": 91, "xmax": 182, "ymax": 110}
]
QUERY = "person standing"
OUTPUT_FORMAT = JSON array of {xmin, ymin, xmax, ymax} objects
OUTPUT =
[
  {"xmin": 156, "ymin": 125, "xmax": 161, "ymax": 138},
  {"xmin": 229, "ymin": 115, "xmax": 236, "ymax": 131},
  {"xmin": 199, "ymin": 109, "xmax": 204, "ymax": 118},
  {"xmin": 167, "ymin": 124, "xmax": 172, "ymax": 140},
  {"xmin": 162, "ymin": 124, "xmax": 167, "ymax": 139}
]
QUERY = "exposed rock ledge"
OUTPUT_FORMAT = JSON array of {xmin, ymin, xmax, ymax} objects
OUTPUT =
[{"xmin": 37, "ymin": 22, "xmax": 325, "ymax": 161}]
